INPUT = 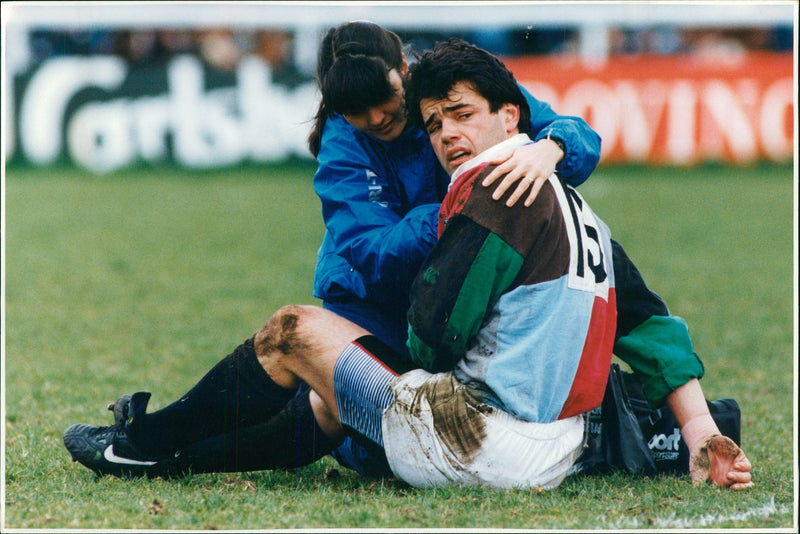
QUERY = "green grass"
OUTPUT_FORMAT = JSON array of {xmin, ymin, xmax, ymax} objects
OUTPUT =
[{"xmin": 3, "ymin": 161, "xmax": 796, "ymax": 530}]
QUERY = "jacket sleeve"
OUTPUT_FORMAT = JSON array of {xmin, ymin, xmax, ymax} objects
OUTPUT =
[
  {"xmin": 519, "ymin": 84, "xmax": 601, "ymax": 187},
  {"xmin": 314, "ymin": 121, "xmax": 439, "ymax": 304},
  {"xmin": 610, "ymin": 239, "xmax": 705, "ymax": 407}
]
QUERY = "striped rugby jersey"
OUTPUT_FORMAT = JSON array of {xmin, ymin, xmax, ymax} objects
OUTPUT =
[{"xmin": 407, "ymin": 134, "xmax": 617, "ymax": 422}]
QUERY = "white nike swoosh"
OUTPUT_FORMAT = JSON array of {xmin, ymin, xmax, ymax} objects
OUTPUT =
[{"xmin": 103, "ymin": 445, "xmax": 157, "ymax": 466}]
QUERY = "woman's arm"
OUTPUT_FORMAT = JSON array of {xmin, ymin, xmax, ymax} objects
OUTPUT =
[{"xmin": 314, "ymin": 119, "xmax": 440, "ymax": 304}]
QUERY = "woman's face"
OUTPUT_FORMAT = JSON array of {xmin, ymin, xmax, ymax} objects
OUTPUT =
[{"xmin": 343, "ymin": 68, "xmax": 407, "ymax": 142}]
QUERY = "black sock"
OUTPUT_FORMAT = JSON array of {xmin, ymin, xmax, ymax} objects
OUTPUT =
[
  {"xmin": 129, "ymin": 337, "xmax": 297, "ymax": 457},
  {"xmin": 157, "ymin": 387, "xmax": 338, "ymax": 475}
]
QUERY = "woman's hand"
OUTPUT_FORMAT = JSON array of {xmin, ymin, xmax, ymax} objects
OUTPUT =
[{"xmin": 481, "ymin": 138, "xmax": 565, "ymax": 207}]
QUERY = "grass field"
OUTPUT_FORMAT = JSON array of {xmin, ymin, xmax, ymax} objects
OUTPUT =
[{"xmin": 2, "ymin": 160, "xmax": 796, "ymax": 530}]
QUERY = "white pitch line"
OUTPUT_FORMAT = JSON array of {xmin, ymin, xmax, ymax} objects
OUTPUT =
[{"xmin": 598, "ymin": 496, "xmax": 792, "ymax": 530}]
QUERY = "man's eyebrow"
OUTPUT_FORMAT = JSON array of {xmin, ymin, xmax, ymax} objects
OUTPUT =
[
  {"xmin": 445, "ymin": 103, "xmax": 468, "ymax": 113},
  {"xmin": 424, "ymin": 103, "xmax": 468, "ymax": 129},
  {"xmin": 423, "ymin": 113, "xmax": 439, "ymax": 129}
]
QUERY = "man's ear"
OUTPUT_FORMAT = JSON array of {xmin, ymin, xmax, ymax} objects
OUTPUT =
[
  {"xmin": 500, "ymin": 103, "xmax": 521, "ymax": 135},
  {"xmin": 400, "ymin": 54, "xmax": 409, "ymax": 76}
]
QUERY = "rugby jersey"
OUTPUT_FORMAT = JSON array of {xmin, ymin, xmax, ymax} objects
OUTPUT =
[{"xmin": 407, "ymin": 134, "xmax": 617, "ymax": 422}]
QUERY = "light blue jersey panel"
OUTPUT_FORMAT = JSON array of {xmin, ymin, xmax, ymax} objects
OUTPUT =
[{"xmin": 483, "ymin": 276, "xmax": 595, "ymax": 422}]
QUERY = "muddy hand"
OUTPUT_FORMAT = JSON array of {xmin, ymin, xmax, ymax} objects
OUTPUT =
[{"xmin": 689, "ymin": 434, "xmax": 754, "ymax": 490}]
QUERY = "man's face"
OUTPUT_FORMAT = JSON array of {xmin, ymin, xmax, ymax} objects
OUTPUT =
[
  {"xmin": 420, "ymin": 81, "xmax": 519, "ymax": 175},
  {"xmin": 343, "ymin": 68, "xmax": 407, "ymax": 143}
]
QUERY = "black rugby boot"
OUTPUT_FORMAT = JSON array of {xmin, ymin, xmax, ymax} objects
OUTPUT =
[{"xmin": 63, "ymin": 392, "xmax": 166, "ymax": 478}]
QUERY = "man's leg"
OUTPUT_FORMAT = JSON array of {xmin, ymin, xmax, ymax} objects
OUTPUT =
[
  {"xmin": 152, "ymin": 387, "xmax": 338, "ymax": 476},
  {"xmin": 253, "ymin": 304, "xmax": 371, "ymax": 427},
  {"xmin": 158, "ymin": 311, "xmax": 408, "ymax": 479},
  {"xmin": 256, "ymin": 306, "xmax": 417, "ymax": 469},
  {"xmin": 125, "ymin": 336, "xmax": 300, "ymax": 458},
  {"xmin": 64, "ymin": 305, "xmax": 359, "ymax": 477},
  {"xmin": 170, "ymin": 317, "xmax": 412, "ymax": 479}
]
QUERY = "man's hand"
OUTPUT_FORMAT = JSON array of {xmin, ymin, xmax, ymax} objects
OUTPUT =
[
  {"xmin": 481, "ymin": 138, "xmax": 564, "ymax": 207},
  {"xmin": 689, "ymin": 434, "xmax": 754, "ymax": 490},
  {"xmin": 666, "ymin": 379, "xmax": 754, "ymax": 491}
]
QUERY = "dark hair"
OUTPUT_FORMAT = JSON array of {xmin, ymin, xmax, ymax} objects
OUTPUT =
[
  {"xmin": 405, "ymin": 38, "xmax": 531, "ymax": 135},
  {"xmin": 307, "ymin": 21, "xmax": 405, "ymax": 157}
]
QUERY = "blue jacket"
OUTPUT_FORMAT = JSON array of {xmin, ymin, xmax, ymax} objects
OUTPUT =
[{"xmin": 312, "ymin": 87, "xmax": 601, "ymax": 357}]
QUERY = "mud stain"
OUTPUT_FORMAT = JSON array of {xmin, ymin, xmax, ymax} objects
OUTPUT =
[
  {"xmin": 255, "ymin": 307, "xmax": 300, "ymax": 356},
  {"xmin": 417, "ymin": 375, "xmax": 488, "ymax": 463},
  {"xmin": 707, "ymin": 435, "xmax": 741, "ymax": 457}
]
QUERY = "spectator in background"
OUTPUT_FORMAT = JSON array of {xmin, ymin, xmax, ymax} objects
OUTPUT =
[
  {"xmin": 685, "ymin": 30, "xmax": 747, "ymax": 64},
  {"xmin": 253, "ymin": 29, "xmax": 311, "ymax": 88},
  {"xmin": 157, "ymin": 29, "xmax": 197, "ymax": 56},
  {"xmin": 608, "ymin": 26, "xmax": 683, "ymax": 56},
  {"xmin": 606, "ymin": 25, "xmax": 793, "ymax": 57},
  {"xmin": 112, "ymin": 29, "xmax": 197, "ymax": 65},
  {"xmin": 113, "ymin": 30, "xmax": 159, "ymax": 64},
  {"xmin": 197, "ymin": 28, "xmax": 241, "ymax": 71}
]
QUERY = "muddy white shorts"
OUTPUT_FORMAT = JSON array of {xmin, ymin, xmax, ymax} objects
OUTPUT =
[{"xmin": 381, "ymin": 369, "xmax": 585, "ymax": 489}]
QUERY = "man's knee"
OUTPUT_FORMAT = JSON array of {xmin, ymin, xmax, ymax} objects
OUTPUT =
[
  {"xmin": 255, "ymin": 305, "xmax": 305, "ymax": 355},
  {"xmin": 253, "ymin": 305, "xmax": 314, "ymax": 384},
  {"xmin": 253, "ymin": 304, "xmax": 371, "ymax": 386}
]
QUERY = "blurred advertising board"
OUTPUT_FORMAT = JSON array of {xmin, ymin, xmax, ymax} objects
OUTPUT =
[
  {"xmin": 7, "ymin": 51, "xmax": 794, "ymax": 173},
  {"xmin": 504, "ymin": 52, "xmax": 794, "ymax": 165},
  {"xmin": 8, "ymin": 55, "xmax": 318, "ymax": 173}
]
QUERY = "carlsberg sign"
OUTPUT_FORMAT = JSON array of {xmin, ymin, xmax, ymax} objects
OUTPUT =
[{"xmin": 11, "ymin": 55, "xmax": 318, "ymax": 173}]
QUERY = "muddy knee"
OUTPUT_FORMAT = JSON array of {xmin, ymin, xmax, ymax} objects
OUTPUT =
[
  {"xmin": 253, "ymin": 305, "xmax": 310, "ymax": 386},
  {"xmin": 254, "ymin": 304, "xmax": 369, "ymax": 390},
  {"xmin": 255, "ymin": 305, "xmax": 306, "ymax": 354}
]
